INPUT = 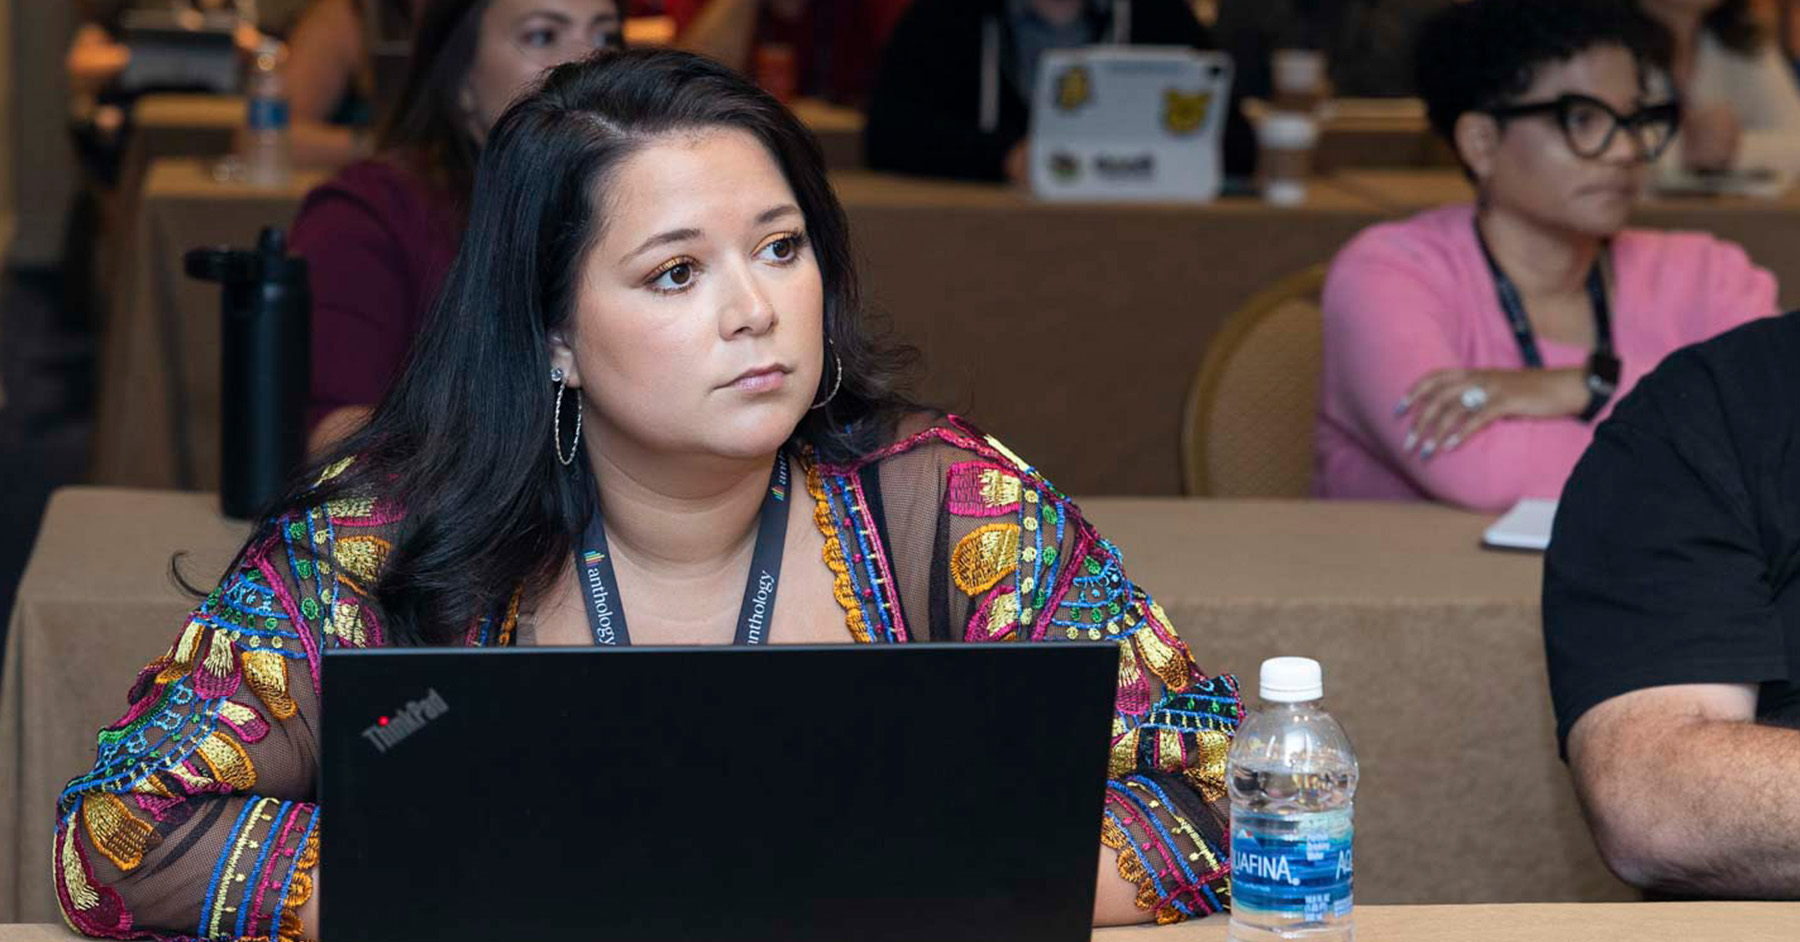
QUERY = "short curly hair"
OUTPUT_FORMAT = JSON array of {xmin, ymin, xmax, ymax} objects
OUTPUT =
[{"xmin": 1414, "ymin": 0, "xmax": 1656, "ymax": 148}]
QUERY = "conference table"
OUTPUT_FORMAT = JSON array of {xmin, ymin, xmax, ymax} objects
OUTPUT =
[
  {"xmin": 119, "ymin": 93, "xmax": 868, "ymax": 173},
  {"xmin": 122, "ymin": 95, "xmax": 244, "ymax": 192},
  {"xmin": 1331, "ymin": 168, "xmax": 1800, "ymax": 309},
  {"xmin": 88, "ymin": 159, "xmax": 1392, "ymax": 496},
  {"xmin": 88, "ymin": 160, "xmax": 331, "ymax": 493},
  {"xmin": 5, "ymin": 902, "xmax": 1800, "ymax": 940},
  {"xmin": 1, "ymin": 488, "xmax": 1621, "ymax": 924}
]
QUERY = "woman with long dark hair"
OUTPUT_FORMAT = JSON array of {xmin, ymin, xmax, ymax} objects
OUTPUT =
[
  {"xmin": 52, "ymin": 49, "xmax": 1240, "ymax": 937},
  {"xmin": 293, "ymin": 0, "xmax": 624, "ymax": 450}
]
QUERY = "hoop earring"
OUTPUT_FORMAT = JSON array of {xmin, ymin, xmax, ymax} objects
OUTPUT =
[
  {"xmin": 551, "ymin": 366, "xmax": 583, "ymax": 466},
  {"xmin": 810, "ymin": 339, "xmax": 843, "ymax": 411}
]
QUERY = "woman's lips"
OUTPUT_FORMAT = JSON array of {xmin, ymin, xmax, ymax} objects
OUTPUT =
[{"xmin": 728, "ymin": 366, "xmax": 790, "ymax": 393}]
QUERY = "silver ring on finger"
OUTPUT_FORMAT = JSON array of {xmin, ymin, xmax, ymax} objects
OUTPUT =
[{"xmin": 1459, "ymin": 385, "xmax": 1490, "ymax": 412}]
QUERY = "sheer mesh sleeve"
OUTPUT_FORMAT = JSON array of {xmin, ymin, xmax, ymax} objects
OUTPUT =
[
  {"xmin": 54, "ymin": 466, "xmax": 403, "ymax": 941},
  {"xmin": 831, "ymin": 417, "xmax": 1243, "ymax": 924}
]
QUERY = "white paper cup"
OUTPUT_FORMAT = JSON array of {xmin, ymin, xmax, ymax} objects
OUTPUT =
[{"xmin": 1257, "ymin": 112, "xmax": 1320, "ymax": 206}]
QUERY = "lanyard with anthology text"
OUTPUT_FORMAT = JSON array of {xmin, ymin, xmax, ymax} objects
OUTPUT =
[{"xmin": 575, "ymin": 451, "xmax": 791, "ymax": 647}]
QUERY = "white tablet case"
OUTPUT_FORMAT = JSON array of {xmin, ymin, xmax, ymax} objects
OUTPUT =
[{"xmin": 1029, "ymin": 47, "xmax": 1233, "ymax": 203}]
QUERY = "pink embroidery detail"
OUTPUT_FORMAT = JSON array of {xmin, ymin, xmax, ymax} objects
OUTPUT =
[
  {"xmin": 257, "ymin": 543, "xmax": 325, "ymax": 694},
  {"xmin": 53, "ymin": 817, "xmax": 134, "ymax": 938},
  {"xmin": 943, "ymin": 460, "xmax": 1024, "ymax": 517},
  {"xmin": 845, "ymin": 472, "xmax": 910, "ymax": 642}
]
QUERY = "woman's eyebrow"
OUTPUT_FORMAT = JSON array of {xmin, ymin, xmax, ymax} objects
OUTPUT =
[
  {"xmin": 755, "ymin": 205, "xmax": 801, "ymax": 225},
  {"xmin": 623, "ymin": 228, "xmax": 702, "ymax": 263}
]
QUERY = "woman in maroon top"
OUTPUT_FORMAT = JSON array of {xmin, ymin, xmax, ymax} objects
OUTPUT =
[{"xmin": 293, "ymin": 0, "xmax": 625, "ymax": 450}]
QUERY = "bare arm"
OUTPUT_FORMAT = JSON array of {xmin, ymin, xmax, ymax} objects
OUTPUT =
[
  {"xmin": 300, "ymin": 869, "xmax": 321, "ymax": 935},
  {"xmin": 672, "ymin": 0, "xmax": 762, "ymax": 71},
  {"xmin": 287, "ymin": 0, "xmax": 363, "ymax": 123},
  {"xmin": 1093, "ymin": 846, "xmax": 1151, "ymax": 926},
  {"xmin": 310, "ymin": 405, "xmax": 373, "ymax": 455},
  {"xmin": 67, "ymin": 23, "xmax": 130, "ymax": 97},
  {"xmin": 1568, "ymin": 683, "xmax": 1800, "ymax": 897},
  {"xmin": 281, "ymin": 0, "xmax": 365, "ymax": 167}
]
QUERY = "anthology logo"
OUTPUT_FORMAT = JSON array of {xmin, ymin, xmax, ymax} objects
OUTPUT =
[
  {"xmin": 361, "ymin": 688, "xmax": 450, "ymax": 754},
  {"xmin": 744, "ymin": 571, "xmax": 776, "ymax": 645}
]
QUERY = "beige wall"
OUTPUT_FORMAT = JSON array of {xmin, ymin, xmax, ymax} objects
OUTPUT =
[{"xmin": 8, "ymin": 0, "xmax": 78, "ymax": 267}]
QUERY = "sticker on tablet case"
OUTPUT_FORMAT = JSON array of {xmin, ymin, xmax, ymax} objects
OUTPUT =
[
  {"xmin": 1161, "ymin": 89, "xmax": 1213, "ymax": 137},
  {"xmin": 1054, "ymin": 66, "xmax": 1093, "ymax": 112}
]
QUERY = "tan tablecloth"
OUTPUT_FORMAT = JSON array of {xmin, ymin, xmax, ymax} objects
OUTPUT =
[
  {"xmin": 1, "ymin": 489, "xmax": 246, "ymax": 924},
  {"xmin": 1264, "ymin": 99, "xmax": 1454, "ymax": 173},
  {"xmin": 117, "ymin": 94, "xmax": 867, "ymax": 174},
  {"xmin": 2, "ymin": 489, "xmax": 1621, "ymax": 921},
  {"xmin": 837, "ymin": 172, "xmax": 1389, "ymax": 495},
  {"xmin": 90, "ymin": 160, "xmax": 329, "ymax": 491},
  {"xmin": 120, "ymin": 95, "xmax": 244, "ymax": 195},
  {"xmin": 89, "ymin": 161, "xmax": 1389, "ymax": 495},
  {"xmin": 7, "ymin": 902, "xmax": 1800, "ymax": 941},
  {"xmin": 1332, "ymin": 168, "xmax": 1800, "ymax": 310},
  {"xmin": 789, "ymin": 97, "xmax": 864, "ymax": 170}
]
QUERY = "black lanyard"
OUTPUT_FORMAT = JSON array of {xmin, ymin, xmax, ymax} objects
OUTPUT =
[
  {"xmin": 1474, "ymin": 219, "xmax": 1615, "ymax": 369},
  {"xmin": 575, "ymin": 451, "xmax": 791, "ymax": 647}
]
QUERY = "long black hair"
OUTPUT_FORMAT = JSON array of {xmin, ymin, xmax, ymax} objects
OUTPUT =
[
  {"xmin": 374, "ymin": 0, "xmax": 489, "ymax": 206},
  {"xmin": 261, "ymin": 48, "xmax": 918, "ymax": 646}
]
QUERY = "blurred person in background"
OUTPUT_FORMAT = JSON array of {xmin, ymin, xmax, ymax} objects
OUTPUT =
[
  {"xmin": 68, "ymin": 1, "xmax": 262, "ymax": 100},
  {"xmin": 68, "ymin": 0, "xmax": 412, "ymax": 172},
  {"xmin": 277, "ymin": 0, "xmax": 427, "ymax": 167},
  {"xmin": 294, "ymin": 0, "xmax": 623, "ymax": 452},
  {"xmin": 1634, "ymin": 0, "xmax": 1800, "ymax": 177},
  {"xmin": 863, "ymin": 0, "xmax": 1255, "ymax": 184},
  {"xmin": 1316, "ymin": 0, "xmax": 1776, "ymax": 511},
  {"xmin": 662, "ymin": 0, "xmax": 912, "ymax": 105}
]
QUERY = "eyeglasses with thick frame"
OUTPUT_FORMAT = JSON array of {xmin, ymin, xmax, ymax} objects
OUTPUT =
[{"xmin": 1483, "ymin": 93, "xmax": 1682, "ymax": 162}]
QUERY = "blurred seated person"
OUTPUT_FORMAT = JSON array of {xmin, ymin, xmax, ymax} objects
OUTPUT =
[
  {"xmin": 863, "ymin": 0, "xmax": 1255, "ymax": 184},
  {"xmin": 1212, "ymin": 0, "xmax": 1454, "ymax": 99},
  {"xmin": 1758, "ymin": 0, "xmax": 1800, "ymax": 74},
  {"xmin": 1545, "ymin": 311, "xmax": 1800, "ymax": 898},
  {"xmin": 68, "ymin": 0, "xmax": 402, "ymax": 172},
  {"xmin": 295, "ymin": 0, "xmax": 622, "ymax": 452},
  {"xmin": 663, "ymin": 0, "xmax": 912, "ymax": 104},
  {"xmin": 1315, "ymin": 0, "xmax": 1777, "ymax": 511},
  {"xmin": 68, "ymin": 0, "xmax": 262, "ymax": 99},
  {"xmin": 277, "ymin": 0, "xmax": 427, "ymax": 168},
  {"xmin": 1635, "ymin": 0, "xmax": 1800, "ymax": 179}
]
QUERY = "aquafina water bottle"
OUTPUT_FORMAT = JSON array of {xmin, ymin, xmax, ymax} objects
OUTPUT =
[{"xmin": 1228, "ymin": 657, "xmax": 1358, "ymax": 941}]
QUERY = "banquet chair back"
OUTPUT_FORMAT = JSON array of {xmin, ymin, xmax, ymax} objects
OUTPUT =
[{"xmin": 1182, "ymin": 265, "xmax": 1326, "ymax": 497}]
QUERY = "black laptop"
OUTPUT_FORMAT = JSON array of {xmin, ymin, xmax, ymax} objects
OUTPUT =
[{"xmin": 320, "ymin": 644, "xmax": 1119, "ymax": 942}]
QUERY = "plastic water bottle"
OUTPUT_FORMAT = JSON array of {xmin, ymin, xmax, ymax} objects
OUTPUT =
[
  {"xmin": 1228, "ymin": 657, "xmax": 1358, "ymax": 942},
  {"xmin": 244, "ymin": 39, "xmax": 291, "ymax": 187}
]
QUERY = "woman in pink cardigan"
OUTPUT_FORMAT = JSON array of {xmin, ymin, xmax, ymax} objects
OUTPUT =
[{"xmin": 1317, "ymin": 0, "xmax": 1778, "ymax": 511}]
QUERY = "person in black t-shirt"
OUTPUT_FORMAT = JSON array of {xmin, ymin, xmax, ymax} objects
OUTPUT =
[{"xmin": 1545, "ymin": 309, "xmax": 1800, "ymax": 898}]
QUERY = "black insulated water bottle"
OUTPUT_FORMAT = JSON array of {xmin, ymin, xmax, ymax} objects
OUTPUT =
[{"xmin": 185, "ymin": 228, "xmax": 311, "ymax": 520}]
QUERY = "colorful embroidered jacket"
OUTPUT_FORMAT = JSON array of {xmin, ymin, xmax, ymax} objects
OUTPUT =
[{"xmin": 53, "ymin": 418, "xmax": 1242, "ymax": 940}]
